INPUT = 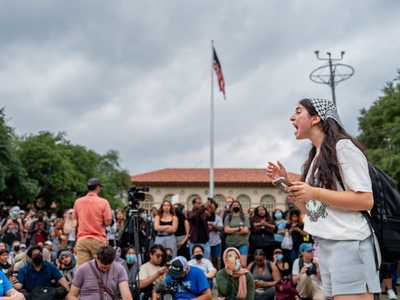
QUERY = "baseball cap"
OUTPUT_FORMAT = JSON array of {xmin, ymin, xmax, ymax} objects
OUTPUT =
[
  {"xmin": 168, "ymin": 256, "xmax": 189, "ymax": 279},
  {"xmin": 87, "ymin": 178, "xmax": 102, "ymax": 188},
  {"xmin": 299, "ymin": 243, "xmax": 314, "ymax": 253}
]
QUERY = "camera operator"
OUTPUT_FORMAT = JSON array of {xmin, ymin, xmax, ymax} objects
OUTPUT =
[
  {"xmin": 155, "ymin": 256, "xmax": 211, "ymax": 300},
  {"xmin": 187, "ymin": 197, "xmax": 210, "ymax": 259},
  {"xmin": 292, "ymin": 243, "xmax": 323, "ymax": 300}
]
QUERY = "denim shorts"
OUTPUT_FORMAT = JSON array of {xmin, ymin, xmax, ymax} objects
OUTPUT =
[
  {"xmin": 317, "ymin": 234, "xmax": 381, "ymax": 297},
  {"xmin": 237, "ymin": 244, "xmax": 249, "ymax": 256},
  {"xmin": 210, "ymin": 244, "xmax": 222, "ymax": 258}
]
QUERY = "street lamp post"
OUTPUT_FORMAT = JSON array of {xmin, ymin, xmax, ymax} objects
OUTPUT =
[{"xmin": 310, "ymin": 51, "xmax": 355, "ymax": 106}]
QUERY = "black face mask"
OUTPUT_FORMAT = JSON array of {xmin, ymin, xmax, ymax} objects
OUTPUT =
[
  {"xmin": 32, "ymin": 254, "xmax": 43, "ymax": 266},
  {"xmin": 232, "ymin": 207, "xmax": 240, "ymax": 213},
  {"xmin": 194, "ymin": 254, "xmax": 203, "ymax": 261},
  {"xmin": 13, "ymin": 246, "xmax": 20, "ymax": 252}
]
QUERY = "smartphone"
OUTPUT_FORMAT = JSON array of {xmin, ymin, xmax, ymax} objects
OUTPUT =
[{"xmin": 272, "ymin": 177, "xmax": 291, "ymax": 192}]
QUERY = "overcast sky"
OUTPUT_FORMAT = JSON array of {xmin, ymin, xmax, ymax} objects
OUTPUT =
[{"xmin": 1, "ymin": 1, "xmax": 399, "ymax": 175}]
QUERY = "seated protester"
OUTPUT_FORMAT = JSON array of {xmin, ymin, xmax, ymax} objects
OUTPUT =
[
  {"xmin": 57, "ymin": 250, "xmax": 76, "ymax": 285},
  {"xmin": 292, "ymin": 243, "xmax": 324, "ymax": 300},
  {"xmin": 15, "ymin": 246, "xmax": 70, "ymax": 294},
  {"xmin": 188, "ymin": 245, "xmax": 216, "ymax": 287},
  {"xmin": 138, "ymin": 244, "xmax": 168, "ymax": 300},
  {"xmin": 0, "ymin": 270, "xmax": 25, "ymax": 300},
  {"xmin": 8, "ymin": 241, "xmax": 23, "ymax": 266},
  {"xmin": 67, "ymin": 245, "xmax": 132, "ymax": 300},
  {"xmin": 0, "ymin": 250, "xmax": 12, "ymax": 276},
  {"xmin": 272, "ymin": 248, "xmax": 291, "ymax": 278},
  {"xmin": 27, "ymin": 211, "xmax": 49, "ymax": 246},
  {"xmin": 121, "ymin": 247, "xmax": 139, "ymax": 292},
  {"xmin": 157, "ymin": 256, "xmax": 212, "ymax": 300},
  {"xmin": 0, "ymin": 207, "xmax": 24, "ymax": 251},
  {"xmin": 247, "ymin": 249, "xmax": 280, "ymax": 300},
  {"xmin": 216, "ymin": 247, "xmax": 255, "ymax": 300}
]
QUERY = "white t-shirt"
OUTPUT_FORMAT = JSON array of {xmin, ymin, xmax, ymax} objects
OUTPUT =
[
  {"xmin": 304, "ymin": 139, "xmax": 371, "ymax": 240},
  {"xmin": 188, "ymin": 258, "xmax": 216, "ymax": 276},
  {"xmin": 208, "ymin": 215, "xmax": 223, "ymax": 246}
]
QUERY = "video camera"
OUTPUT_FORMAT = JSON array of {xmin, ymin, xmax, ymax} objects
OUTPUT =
[
  {"xmin": 306, "ymin": 263, "xmax": 318, "ymax": 276},
  {"xmin": 127, "ymin": 186, "xmax": 150, "ymax": 210},
  {"xmin": 156, "ymin": 280, "xmax": 179, "ymax": 300}
]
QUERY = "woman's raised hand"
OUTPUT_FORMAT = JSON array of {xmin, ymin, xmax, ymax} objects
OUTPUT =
[{"xmin": 266, "ymin": 161, "xmax": 288, "ymax": 180}]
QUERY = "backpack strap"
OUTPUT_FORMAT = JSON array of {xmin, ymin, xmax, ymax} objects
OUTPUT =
[{"xmin": 88, "ymin": 260, "xmax": 117, "ymax": 300}]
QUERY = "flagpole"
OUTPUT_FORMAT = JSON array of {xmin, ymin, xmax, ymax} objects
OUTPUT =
[{"xmin": 209, "ymin": 40, "xmax": 215, "ymax": 200}]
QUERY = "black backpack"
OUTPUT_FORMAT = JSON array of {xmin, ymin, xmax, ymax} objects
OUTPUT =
[{"xmin": 366, "ymin": 164, "xmax": 400, "ymax": 263}]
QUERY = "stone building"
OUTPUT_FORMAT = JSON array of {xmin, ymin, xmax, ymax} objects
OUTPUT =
[{"xmin": 131, "ymin": 168, "xmax": 299, "ymax": 213}]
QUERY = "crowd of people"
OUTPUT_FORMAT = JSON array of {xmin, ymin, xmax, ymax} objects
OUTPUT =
[
  {"xmin": 0, "ymin": 192, "xmax": 398, "ymax": 300},
  {"xmin": 0, "ymin": 98, "xmax": 398, "ymax": 300}
]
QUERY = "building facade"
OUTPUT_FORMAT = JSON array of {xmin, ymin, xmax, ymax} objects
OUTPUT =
[{"xmin": 131, "ymin": 168, "xmax": 299, "ymax": 213}]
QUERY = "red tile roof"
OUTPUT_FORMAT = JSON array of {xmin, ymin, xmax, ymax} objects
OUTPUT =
[{"xmin": 131, "ymin": 168, "xmax": 300, "ymax": 187}]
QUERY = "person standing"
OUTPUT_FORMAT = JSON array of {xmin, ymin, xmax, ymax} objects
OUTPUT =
[
  {"xmin": 73, "ymin": 178, "xmax": 112, "ymax": 266},
  {"xmin": 187, "ymin": 197, "xmax": 211, "ymax": 259},
  {"xmin": 154, "ymin": 200, "xmax": 178, "ymax": 257},
  {"xmin": 224, "ymin": 200, "xmax": 250, "ymax": 267},
  {"xmin": 267, "ymin": 97, "xmax": 381, "ymax": 300}
]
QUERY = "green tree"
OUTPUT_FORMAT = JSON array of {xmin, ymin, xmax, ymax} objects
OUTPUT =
[
  {"xmin": 0, "ymin": 109, "xmax": 39, "ymax": 206},
  {"xmin": 17, "ymin": 131, "xmax": 131, "ymax": 209},
  {"xmin": 358, "ymin": 70, "xmax": 400, "ymax": 184}
]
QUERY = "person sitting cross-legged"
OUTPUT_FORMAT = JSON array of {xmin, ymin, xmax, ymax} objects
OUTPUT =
[{"xmin": 67, "ymin": 245, "xmax": 132, "ymax": 300}]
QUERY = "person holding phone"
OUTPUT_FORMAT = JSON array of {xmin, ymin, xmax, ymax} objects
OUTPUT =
[{"xmin": 267, "ymin": 98, "xmax": 381, "ymax": 300}]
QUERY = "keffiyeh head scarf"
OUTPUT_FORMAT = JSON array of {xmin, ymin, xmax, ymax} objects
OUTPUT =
[{"xmin": 307, "ymin": 98, "xmax": 342, "ymax": 125}]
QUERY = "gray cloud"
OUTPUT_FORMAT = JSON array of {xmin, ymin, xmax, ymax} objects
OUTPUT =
[{"xmin": 0, "ymin": 1, "xmax": 399, "ymax": 176}]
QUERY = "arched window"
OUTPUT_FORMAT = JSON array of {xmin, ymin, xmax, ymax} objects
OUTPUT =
[
  {"xmin": 163, "ymin": 194, "xmax": 175, "ymax": 202},
  {"xmin": 214, "ymin": 194, "xmax": 225, "ymax": 211},
  {"xmin": 260, "ymin": 194, "xmax": 276, "ymax": 213},
  {"xmin": 186, "ymin": 194, "xmax": 201, "ymax": 210},
  {"xmin": 237, "ymin": 194, "xmax": 251, "ymax": 211},
  {"xmin": 140, "ymin": 194, "xmax": 154, "ymax": 210}
]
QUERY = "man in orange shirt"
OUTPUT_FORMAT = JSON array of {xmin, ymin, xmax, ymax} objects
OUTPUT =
[{"xmin": 73, "ymin": 178, "xmax": 113, "ymax": 266}]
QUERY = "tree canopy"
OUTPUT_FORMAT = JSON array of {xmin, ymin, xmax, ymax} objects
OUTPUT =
[
  {"xmin": 358, "ymin": 70, "xmax": 400, "ymax": 184},
  {"xmin": 0, "ymin": 110, "xmax": 131, "ymax": 209}
]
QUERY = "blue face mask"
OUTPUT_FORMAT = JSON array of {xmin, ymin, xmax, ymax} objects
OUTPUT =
[
  {"xmin": 126, "ymin": 255, "xmax": 137, "ymax": 264},
  {"xmin": 275, "ymin": 212, "xmax": 283, "ymax": 220},
  {"xmin": 276, "ymin": 254, "xmax": 284, "ymax": 261}
]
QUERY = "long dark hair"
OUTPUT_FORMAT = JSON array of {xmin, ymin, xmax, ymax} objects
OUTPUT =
[
  {"xmin": 299, "ymin": 98, "xmax": 367, "ymax": 190},
  {"xmin": 157, "ymin": 200, "xmax": 175, "ymax": 217},
  {"xmin": 253, "ymin": 206, "xmax": 271, "ymax": 222}
]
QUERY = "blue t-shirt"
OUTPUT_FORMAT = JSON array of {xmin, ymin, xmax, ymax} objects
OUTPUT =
[
  {"xmin": 17, "ymin": 261, "xmax": 62, "ymax": 292},
  {"xmin": 0, "ymin": 271, "xmax": 12, "ymax": 296},
  {"xmin": 164, "ymin": 266, "xmax": 209, "ymax": 300}
]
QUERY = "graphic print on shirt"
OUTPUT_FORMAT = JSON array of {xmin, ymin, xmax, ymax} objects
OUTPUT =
[
  {"xmin": 305, "ymin": 156, "xmax": 328, "ymax": 222},
  {"xmin": 305, "ymin": 200, "xmax": 328, "ymax": 222}
]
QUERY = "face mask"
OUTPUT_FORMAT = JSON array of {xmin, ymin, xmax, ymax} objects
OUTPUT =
[
  {"xmin": 232, "ymin": 207, "xmax": 240, "ymax": 213},
  {"xmin": 126, "ymin": 255, "xmax": 137, "ymax": 264},
  {"xmin": 166, "ymin": 254, "xmax": 172, "ymax": 262},
  {"xmin": 13, "ymin": 246, "xmax": 20, "ymax": 252},
  {"xmin": 32, "ymin": 254, "xmax": 43, "ymax": 266},
  {"xmin": 194, "ymin": 254, "xmax": 203, "ymax": 261},
  {"xmin": 10, "ymin": 212, "xmax": 18, "ymax": 220},
  {"xmin": 276, "ymin": 254, "xmax": 284, "ymax": 261},
  {"xmin": 275, "ymin": 212, "xmax": 283, "ymax": 219}
]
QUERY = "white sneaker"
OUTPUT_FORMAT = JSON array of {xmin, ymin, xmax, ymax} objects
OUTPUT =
[{"xmin": 387, "ymin": 289, "xmax": 397, "ymax": 300}]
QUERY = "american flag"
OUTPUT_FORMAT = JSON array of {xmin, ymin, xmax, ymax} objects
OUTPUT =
[{"xmin": 213, "ymin": 47, "xmax": 226, "ymax": 99}]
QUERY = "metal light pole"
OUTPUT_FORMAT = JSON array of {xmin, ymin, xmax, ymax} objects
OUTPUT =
[{"xmin": 310, "ymin": 51, "xmax": 355, "ymax": 106}]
